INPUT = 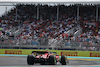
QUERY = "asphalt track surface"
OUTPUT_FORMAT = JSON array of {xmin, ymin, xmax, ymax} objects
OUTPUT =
[{"xmin": 0, "ymin": 56, "xmax": 100, "ymax": 67}]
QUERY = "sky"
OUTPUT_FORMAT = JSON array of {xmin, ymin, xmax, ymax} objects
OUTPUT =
[
  {"xmin": 0, "ymin": 6, "xmax": 15, "ymax": 16},
  {"xmin": 0, "ymin": 0, "xmax": 100, "ymax": 16}
]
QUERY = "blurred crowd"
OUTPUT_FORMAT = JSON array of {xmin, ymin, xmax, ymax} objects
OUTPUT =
[{"xmin": 0, "ymin": 4, "xmax": 100, "ymax": 51}]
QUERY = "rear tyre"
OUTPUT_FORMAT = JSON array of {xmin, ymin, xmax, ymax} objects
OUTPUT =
[
  {"xmin": 61, "ymin": 55, "xmax": 66, "ymax": 65},
  {"xmin": 48, "ymin": 55, "xmax": 56, "ymax": 65},
  {"xmin": 27, "ymin": 55, "xmax": 34, "ymax": 65}
]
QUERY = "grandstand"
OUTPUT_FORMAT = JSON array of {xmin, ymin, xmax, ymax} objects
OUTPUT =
[{"xmin": 0, "ymin": 2, "xmax": 100, "ymax": 51}]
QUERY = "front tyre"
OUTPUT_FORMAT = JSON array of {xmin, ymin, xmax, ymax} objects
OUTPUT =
[
  {"xmin": 61, "ymin": 55, "xmax": 66, "ymax": 65},
  {"xmin": 27, "ymin": 55, "xmax": 34, "ymax": 65}
]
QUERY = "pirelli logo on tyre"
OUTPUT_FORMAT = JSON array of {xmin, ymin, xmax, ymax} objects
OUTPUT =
[
  {"xmin": 90, "ymin": 53, "xmax": 100, "ymax": 57},
  {"xmin": 5, "ymin": 50, "xmax": 22, "ymax": 54},
  {"xmin": 61, "ymin": 52, "xmax": 77, "ymax": 56}
]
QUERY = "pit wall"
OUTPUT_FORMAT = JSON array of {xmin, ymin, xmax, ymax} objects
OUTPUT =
[{"xmin": 0, "ymin": 49, "xmax": 100, "ymax": 57}]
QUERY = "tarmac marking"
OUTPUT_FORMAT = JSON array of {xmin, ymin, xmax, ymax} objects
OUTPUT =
[
  {"xmin": 0, "ymin": 55, "xmax": 100, "ymax": 61},
  {"xmin": 68, "ymin": 58, "xmax": 100, "ymax": 61}
]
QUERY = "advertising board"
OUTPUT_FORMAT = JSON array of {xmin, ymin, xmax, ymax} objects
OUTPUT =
[{"xmin": 0, "ymin": 49, "xmax": 100, "ymax": 57}]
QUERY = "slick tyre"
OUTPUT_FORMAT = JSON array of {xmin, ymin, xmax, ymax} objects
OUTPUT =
[
  {"xmin": 61, "ymin": 55, "xmax": 66, "ymax": 65},
  {"xmin": 48, "ymin": 55, "xmax": 56, "ymax": 65},
  {"xmin": 27, "ymin": 55, "xmax": 34, "ymax": 65}
]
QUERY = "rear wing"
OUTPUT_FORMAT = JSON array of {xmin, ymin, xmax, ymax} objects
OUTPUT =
[
  {"xmin": 32, "ymin": 51, "xmax": 57, "ymax": 55},
  {"xmin": 49, "ymin": 52, "xmax": 57, "ymax": 55},
  {"xmin": 32, "ymin": 51, "xmax": 48, "ymax": 54}
]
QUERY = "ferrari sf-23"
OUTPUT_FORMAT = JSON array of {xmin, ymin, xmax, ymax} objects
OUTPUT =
[{"xmin": 27, "ymin": 51, "xmax": 69, "ymax": 65}]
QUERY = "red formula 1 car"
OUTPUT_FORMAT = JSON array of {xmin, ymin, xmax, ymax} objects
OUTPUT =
[{"xmin": 27, "ymin": 51, "xmax": 69, "ymax": 65}]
